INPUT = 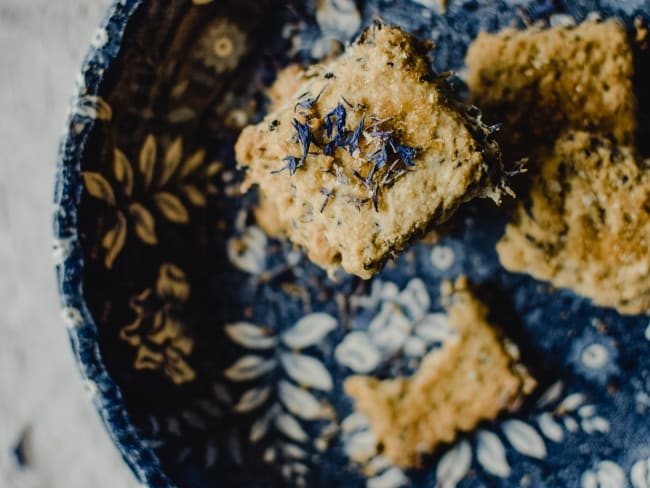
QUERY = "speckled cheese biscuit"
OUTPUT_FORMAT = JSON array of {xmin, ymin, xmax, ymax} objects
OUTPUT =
[
  {"xmin": 236, "ymin": 23, "xmax": 507, "ymax": 279},
  {"xmin": 266, "ymin": 63, "xmax": 306, "ymax": 112},
  {"xmin": 465, "ymin": 19, "xmax": 636, "ymax": 160},
  {"xmin": 254, "ymin": 62, "xmax": 343, "ymax": 266},
  {"xmin": 497, "ymin": 131, "xmax": 650, "ymax": 315},
  {"xmin": 344, "ymin": 276, "xmax": 536, "ymax": 468}
]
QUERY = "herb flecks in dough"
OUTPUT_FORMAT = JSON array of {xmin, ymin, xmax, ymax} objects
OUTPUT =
[{"xmin": 236, "ymin": 23, "xmax": 506, "ymax": 278}]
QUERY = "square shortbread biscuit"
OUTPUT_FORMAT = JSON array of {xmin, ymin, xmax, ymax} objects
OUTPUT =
[
  {"xmin": 497, "ymin": 131, "xmax": 650, "ymax": 314},
  {"xmin": 236, "ymin": 23, "xmax": 507, "ymax": 279},
  {"xmin": 465, "ymin": 19, "xmax": 636, "ymax": 160},
  {"xmin": 344, "ymin": 276, "xmax": 536, "ymax": 467}
]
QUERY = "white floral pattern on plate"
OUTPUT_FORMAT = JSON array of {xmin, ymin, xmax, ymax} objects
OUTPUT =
[
  {"xmin": 224, "ymin": 313, "xmax": 338, "ymax": 486},
  {"xmin": 335, "ymin": 278, "xmax": 455, "ymax": 373}
]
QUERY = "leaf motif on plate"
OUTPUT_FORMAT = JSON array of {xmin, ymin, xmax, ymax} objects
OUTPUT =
[
  {"xmin": 537, "ymin": 413, "xmax": 564, "ymax": 443},
  {"xmin": 557, "ymin": 392, "xmax": 585, "ymax": 413},
  {"xmin": 139, "ymin": 134, "xmax": 156, "ymax": 189},
  {"xmin": 212, "ymin": 383, "xmax": 233, "ymax": 405},
  {"xmin": 167, "ymin": 107, "xmax": 198, "ymax": 124},
  {"xmin": 93, "ymin": 96, "xmax": 113, "ymax": 120},
  {"xmin": 578, "ymin": 405, "xmax": 596, "ymax": 418},
  {"xmin": 225, "ymin": 322, "xmax": 277, "ymax": 349},
  {"xmin": 224, "ymin": 355, "xmax": 277, "ymax": 381},
  {"xmin": 227, "ymin": 226, "xmax": 268, "ymax": 275},
  {"xmin": 581, "ymin": 461, "xmax": 627, "ymax": 488},
  {"xmin": 113, "ymin": 148, "xmax": 134, "ymax": 197},
  {"xmin": 160, "ymin": 136, "xmax": 183, "ymax": 187},
  {"xmin": 206, "ymin": 161, "xmax": 223, "ymax": 177},
  {"xmin": 248, "ymin": 418, "xmax": 270, "ymax": 444},
  {"xmin": 118, "ymin": 263, "xmax": 195, "ymax": 385},
  {"xmin": 156, "ymin": 263, "xmax": 190, "ymax": 301},
  {"xmin": 280, "ymin": 353, "xmax": 333, "ymax": 391},
  {"xmin": 278, "ymin": 380, "xmax": 330, "ymax": 420},
  {"xmin": 341, "ymin": 412, "xmax": 371, "ymax": 432},
  {"xmin": 249, "ymin": 404, "xmax": 281, "ymax": 443},
  {"xmin": 631, "ymin": 456, "xmax": 650, "ymax": 488},
  {"xmin": 366, "ymin": 456, "xmax": 392, "ymax": 477},
  {"xmin": 101, "ymin": 211, "xmax": 127, "ymax": 268},
  {"xmin": 502, "ymin": 420, "xmax": 547, "ymax": 459},
  {"xmin": 368, "ymin": 303, "xmax": 411, "ymax": 355},
  {"xmin": 403, "ymin": 336, "xmax": 427, "ymax": 358},
  {"xmin": 204, "ymin": 440, "xmax": 218, "ymax": 468},
  {"xmin": 536, "ymin": 380, "xmax": 563, "ymax": 408},
  {"xmin": 234, "ymin": 386, "xmax": 272, "ymax": 413},
  {"xmin": 280, "ymin": 443, "xmax": 308, "ymax": 460},
  {"xmin": 315, "ymin": 0, "xmax": 361, "ymax": 42},
  {"xmin": 342, "ymin": 429, "xmax": 377, "ymax": 462},
  {"xmin": 275, "ymin": 413, "xmax": 309, "ymax": 443},
  {"xmin": 476, "ymin": 430, "xmax": 511, "ymax": 478},
  {"xmin": 581, "ymin": 416, "xmax": 610, "ymax": 434},
  {"xmin": 367, "ymin": 467, "xmax": 409, "ymax": 488},
  {"xmin": 154, "ymin": 192, "xmax": 190, "ymax": 223},
  {"xmin": 564, "ymin": 416, "xmax": 579, "ymax": 433},
  {"xmin": 134, "ymin": 345, "xmax": 165, "ymax": 370},
  {"xmin": 182, "ymin": 184, "xmax": 207, "ymax": 207},
  {"xmin": 82, "ymin": 172, "xmax": 115, "ymax": 205},
  {"xmin": 334, "ymin": 331, "xmax": 381, "ymax": 373},
  {"xmin": 281, "ymin": 313, "xmax": 337, "ymax": 349},
  {"xmin": 170, "ymin": 79, "xmax": 190, "ymax": 99},
  {"xmin": 398, "ymin": 277, "xmax": 430, "ymax": 320},
  {"xmin": 288, "ymin": 462, "xmax": 309, "ymax": 476},
  {"xmin": 179, "ymin": 149, "xmax": 206, "ymax": 179},
  {"xmin": 415, "ymin": 313, "xmax": 454, "ymax": 343},
  {"xmin": 436, "ymin": 440, "xmax": 471, "ymax": 488},
  {"xmin": 128, "ymin": 202, "xmax": 157, "ymax": 244}
]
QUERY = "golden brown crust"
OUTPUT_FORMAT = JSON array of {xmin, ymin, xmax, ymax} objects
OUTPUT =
[
  {"xmin": 465, "ymin": 19, "xmax": 636, "ymax": 161},
  {"xmin": 344, "ymin": 276, "xmax": 536, "ymax": 468},
  {"xmin": 497, "ymin": 131, "xmax": 650, "ymax": 315},
  {"xmin": 236, "ymin": 23, "xmax": 506, "ymax": 279},
  {"xmin": 266, "ymin": 64, "xmax": 307, "ymax": 112}
]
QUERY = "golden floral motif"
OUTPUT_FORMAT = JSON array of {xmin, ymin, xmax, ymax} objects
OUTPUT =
[
  {"xmin": 82, "ymin": 134, "xmax": 221, "ymax": 268},
  {"xmin": 195, "ymin": 19, "xmax": 247, "ymax": 74},
  {"xmin": 120, "ymin": 263, "xmax": 196, "ymax": 384}
]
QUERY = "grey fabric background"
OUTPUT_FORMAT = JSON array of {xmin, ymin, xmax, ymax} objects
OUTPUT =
[{"xmin": 0, "ymin": 1, "xmax": 140, "ymax": 487}]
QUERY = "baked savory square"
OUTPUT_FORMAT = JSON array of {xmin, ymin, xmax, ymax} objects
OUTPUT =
[
  {"xmin": 465, "ymin": 19, "xmax": 636, "ymax": 158},
  {"xmin": 344, "ymin": 276, "xmax": 536, "ymax": 468},
  {"xmin": 235, "ymin": 23, "xmax": 507, "ymax": 279},
  {"xmin": 498, "ymin": 131, "xmax": 650, "ymax": 315}
]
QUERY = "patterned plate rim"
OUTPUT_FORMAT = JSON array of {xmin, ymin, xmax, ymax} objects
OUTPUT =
[{"xmin": 52, "ymin": 0, "xmax": 173, "ymax": 486}]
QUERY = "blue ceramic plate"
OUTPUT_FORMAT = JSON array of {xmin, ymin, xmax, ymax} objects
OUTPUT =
[{"xmin": 54, "ymin": 1, "xmax": 650, "ymax": 486}]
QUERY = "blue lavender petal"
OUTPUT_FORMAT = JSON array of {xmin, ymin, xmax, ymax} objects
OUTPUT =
[
  {"xmin": 348, "ymin": 114, "xmax": 365, "ymax": 156},
  {"xmin": 271, "ymin": 155, "xmax": 302, "ymax": 175},
  {"xmin": 325, "ymin": 103, "xmax": 347, "ymax": 139},
  {"xmin": 292, "ymin": 118, "xmax": 313, "ymax": 160},
  {"xmin": 394, "ymin": 144, "xmax": 417, "ymax": 167}
]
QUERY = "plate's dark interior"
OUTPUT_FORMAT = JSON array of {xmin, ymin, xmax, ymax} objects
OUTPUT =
[{"xmin": 74, "ymin": 0, "xmax": 650, "ymax": 486}]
